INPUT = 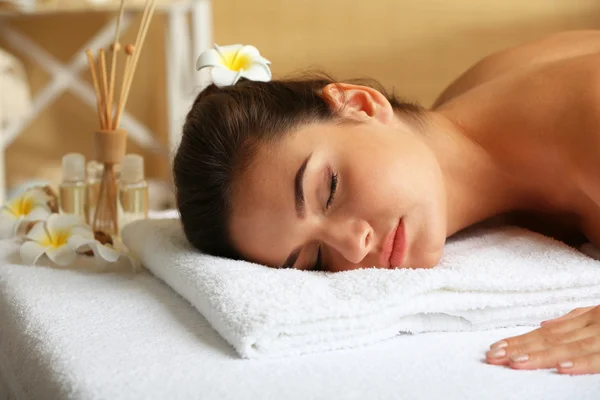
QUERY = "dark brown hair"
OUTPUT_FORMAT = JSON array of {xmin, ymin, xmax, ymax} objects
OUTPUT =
[{"xmin": 173, "ymin": 74, "xmax": 421, "ymax": 259}]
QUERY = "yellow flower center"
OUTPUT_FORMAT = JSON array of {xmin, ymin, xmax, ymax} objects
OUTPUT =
[
  {"xmin": 222, "ymin": 51, "xmax": 251, "ymax": 72},
  {"xmin": 8, "ymin": 196, "xmax": 34, "ymax": 217},
  {"xmin": 41, "ymin": 229, "xmax": 70, "ymax": 248}
]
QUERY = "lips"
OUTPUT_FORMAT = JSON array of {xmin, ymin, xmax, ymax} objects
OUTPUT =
[{"xmin": 381, "ymin": 219, "xmax": 406, "ymax": 269}]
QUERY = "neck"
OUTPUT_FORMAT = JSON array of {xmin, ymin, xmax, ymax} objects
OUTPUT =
[{"xmin": 418, "ymin": 111, "xmax": 528, "ymax": 237}]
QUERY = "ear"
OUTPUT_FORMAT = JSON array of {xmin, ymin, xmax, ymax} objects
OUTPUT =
[{"xmin": 322, "ymin": 83, "xmax": 394, "ymax": 124}]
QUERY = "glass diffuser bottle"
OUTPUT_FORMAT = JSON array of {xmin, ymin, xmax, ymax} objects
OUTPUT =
[
  {"xmin": 59, "ymin": 153, "xmax": 88, "ymax": 222},
  {"xmin": 92, "ymin": 129, "xmax": 127, "ymax": 235},
  {"xmin": 118, "ymin": 154, "xmax": 149, "ymax": 233},
  {"xmin": 86, "ymin": 161, "xmax": 104, "ymax": 225}
]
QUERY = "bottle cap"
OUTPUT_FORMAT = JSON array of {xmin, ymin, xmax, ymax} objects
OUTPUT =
[
  {"xmin": 62, "ymin": 153, "xmax": 86, "ymax": 182},
  {"xmin": 86, "ymin": 161, "xmax": 104, "ymax": 180},
  {"xmin": 120, "ymin": 154, "xmax": 145, "ymax": 184}
]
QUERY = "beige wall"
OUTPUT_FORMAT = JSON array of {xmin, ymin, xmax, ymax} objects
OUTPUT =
[{"xmin": 2, "ymin": 0, "xmax": 600, "ymax": 190}]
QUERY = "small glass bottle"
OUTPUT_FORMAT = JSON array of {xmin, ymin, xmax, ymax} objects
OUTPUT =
[
  {"xmin": 86, "ymin": 161, "xmax": 104, "ymax": 225},
  {"xmin": 118, "ymin": 154, "xmax": 149, "ymax": 233},
  {"xmin": 59, "ymin": 153, "xmax": 88, "ymax": 222}
]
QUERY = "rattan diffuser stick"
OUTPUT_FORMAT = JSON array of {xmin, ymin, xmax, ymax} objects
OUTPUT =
[{"xmin": 85, "ymin": 0, "xmax": 156, "ymax": 235}]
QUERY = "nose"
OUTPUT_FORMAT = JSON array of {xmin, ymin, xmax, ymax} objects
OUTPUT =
[{"xmin": 318, "ymin": 218, "xmax": 374, "ymax": 264}]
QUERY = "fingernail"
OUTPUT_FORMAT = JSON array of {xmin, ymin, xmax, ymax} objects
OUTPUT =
[
  {"xmin": 559, "ymin": 361, "xmax": 573, "ymax": 369},
  {"xmin": 490, "ymin": 340, "xmax": 508, "ymax": 349},
  {"xmin": 511, "ymin": 354, "xmax": 529, "ymax": 363},
  {"xmin": 487, "ymin": 348, "xmax": 506, "ymax": 358}
]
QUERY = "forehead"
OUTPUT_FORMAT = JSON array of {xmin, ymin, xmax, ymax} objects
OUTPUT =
[
  {"xmin": 233, "ymin": 121, "xmax": 339, "ymax": 207},
  {"xmin": 227, "ymin": 125, "xmax": 312, "ymax": 265},
  {"xmin": 233, "ymin": 142, "xmax": 298, "ymax": 220}
]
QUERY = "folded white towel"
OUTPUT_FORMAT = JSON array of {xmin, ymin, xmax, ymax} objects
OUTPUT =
[{"xmin": 122, "ymin": 219, "xmax": 600, "ymax": 359}]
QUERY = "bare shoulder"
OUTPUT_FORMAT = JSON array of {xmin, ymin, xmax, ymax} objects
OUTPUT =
[
  {"xmin": 432, "ymin": 30, "xmax": 600, "ymax": 108},
  {"xmin": 439, "ymin": 51, "xmax": 600, "ymax": 247},
  {"xmin": 438, "ymin": 51, "xmax": 600, "ymax": 151}
]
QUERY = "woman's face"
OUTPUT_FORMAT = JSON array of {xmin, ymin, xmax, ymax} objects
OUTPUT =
[{"xmin": 229, "ymin": 84, "xmax": 448, "ymax": 272}]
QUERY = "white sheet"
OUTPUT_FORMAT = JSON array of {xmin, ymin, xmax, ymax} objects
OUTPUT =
[{"xmin": 1, "ymin": 238, "xmax": 599, "ymax": 399}]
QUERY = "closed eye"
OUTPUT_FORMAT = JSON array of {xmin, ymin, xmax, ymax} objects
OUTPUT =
[
  {"xmin": 313, "ymin": 170, "xmax": 338, "ymax": 271},
  {"xmin": 326, "ymin": 171, "xmax": 338, "ymax": 209}
]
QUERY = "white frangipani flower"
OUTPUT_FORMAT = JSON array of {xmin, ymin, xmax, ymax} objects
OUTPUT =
[
  {"xmin": 1, "ymin": 189, "xmax": 53, "ymax": 239},
  {"xmin": 20, "ymin": 214, "xmax": 92, "ymax": 266},
  {"xmin": 19, "ymin": 213, "xmax": 140, "ymax": 270},
  {"xmin": 196, "ymin": 44, "xmax": 271, "ymax": 87},
  {"xmin": 69, "ymin": 232, "xmax": 139, "ymax": 271}
]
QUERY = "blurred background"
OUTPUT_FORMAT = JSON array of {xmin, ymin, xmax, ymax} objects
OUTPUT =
[{"xmin": 1, "ymin": 0, "xmax": 600, "ymax": 207}]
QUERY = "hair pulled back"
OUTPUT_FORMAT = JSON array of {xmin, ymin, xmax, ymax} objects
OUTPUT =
[{"xmin": 173, "ymin": 74, "xmax": 421, "ymax": 259}]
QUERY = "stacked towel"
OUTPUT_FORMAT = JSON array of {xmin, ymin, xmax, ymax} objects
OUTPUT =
[{"xmin": 122, "ymin": 219, "xmax": 600, "ymax": 359}]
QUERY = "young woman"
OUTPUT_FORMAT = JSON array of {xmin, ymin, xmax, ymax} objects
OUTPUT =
[{"xmin": 173, "ymin": 31, "xmax": 600, "ymax": 374}]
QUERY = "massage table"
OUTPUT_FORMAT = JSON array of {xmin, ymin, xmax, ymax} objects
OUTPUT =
[{"xmin": 1, "ymin": 228, "xmax": 599, "ymax": 399}]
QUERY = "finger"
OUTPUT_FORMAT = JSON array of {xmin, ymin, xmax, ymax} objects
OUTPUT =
[
  {"xmin": 557, "ymin": 352, "xmax": 600, "ymax": 375},
  {"xmin": 486, "ymin": 324, "xmax": 600, "ymax": 366},
  {"xmin": 486, "ymin": 340, "xmax": 546, "ymax": 366},
  {"xmin": 490, "ymin": 310, "xmax": 594, "ymax": 350},
  {"xmin": 541, "ymin": 307, "xmax": 596, "ymax": 326},
  {"xmin": 508, "ymin": 335, "xmax": 600, "ymax": 370}
]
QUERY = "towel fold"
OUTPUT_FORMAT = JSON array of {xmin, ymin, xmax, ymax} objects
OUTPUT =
[{"xmin": 122, "ymin": 219, "xmax": 600, "ymax": 359}]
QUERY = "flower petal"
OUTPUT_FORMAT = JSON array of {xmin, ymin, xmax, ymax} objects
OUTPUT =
[
  {"xmin": 196, "ymin": 48, "xmax": 226, "ymax": 71},
  {"xmin": 1, "ymin": 207, "xmax": 16, "ymax": 218},
  {"xmin": 240, "ymin": 63, "xmax": 272, "ymax": 82},
  {"xmin": 235, "ymin": 45, "xmax": 270, "ymax": 63},
  {"xmin": 252, "ymin": 55, "xmax": 271, "ymax": 66},
  {"xmin": 214, "ymin": 44, "xmax": 244, "ymax": 56},
  {"xmin": 5, "ymin": 198, "xmax": 22, "ymax": 215},
  {"xmin": 110, "ymin": 235, "xmax": 125, "ymax": 252},
  {"xmin": 24, "ymin": 205, "xmax": 52, "ymax": 221},
  {"xmin": 20, "ymin": 241, "xmax": 50, "ymax": 265},
  {"xmin": 67, "ymin": 235, "xmax": 95, "ymax": 252},
  {"xmin": 26, "ymin": 221, "xmax": 50, "ymax": 243},
  {"xmin": 24, "ymin": 189, "xmax": 52, "ymax": 206},
  {"xmin": 211, "ymin": 68, "xmax": 241, "ymax": 87},
  {"xmin": 11, "ymin": 219, "xmax": 24, "ymax": 237},
  {"xmin": 46, "ymin": 245, "xmax": 77, "ymax": 267},
  {"xmin": 0, "ymin": 216, "xmax": 19, "ymax": 239},
  {"xmin": 70, "ymin": 225, "xmax": 94, "ymax": 240},
  {"xmin": 46, "ymin": 214, "xmax": 83, "ymax": 237},
  {"xmin": 89, "ymin": 241, "xmax": 121, "ymax": 263}
]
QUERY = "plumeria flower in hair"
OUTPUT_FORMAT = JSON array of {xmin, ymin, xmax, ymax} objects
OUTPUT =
[
  {"xmin": 196, "ymin": 44, "xmax": 272, "ymax": 87},
  {"xmin": 0, "ymin": 187, "xmax": 55, "ymax": 239}
]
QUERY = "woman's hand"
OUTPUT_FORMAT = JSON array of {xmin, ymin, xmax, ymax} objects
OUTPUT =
[{"xmin": 485, "ymin": 306, "xmax": 600, "ymax": 375}]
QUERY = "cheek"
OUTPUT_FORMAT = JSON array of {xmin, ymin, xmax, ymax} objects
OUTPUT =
[
  {"xmin": 341, "ymin": 145, "xmax": 421, "ymax": 207},
  {"xmin": 346, "ymin": 145, "xmax": 444, "ymax": 231}
]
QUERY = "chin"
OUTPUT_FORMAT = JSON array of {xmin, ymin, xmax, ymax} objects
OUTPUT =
[
  {"xmin": 408, "ymin": 234, "xmax": 445, "ymax": 269},
  {"xmin": 415, "ymin": 248, "xmax": 444, "ymax": 268}
]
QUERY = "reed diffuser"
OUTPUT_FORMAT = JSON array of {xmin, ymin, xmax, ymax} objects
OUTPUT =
[{"xmin": 85, "ymin": 0, "xmax": 156, "ymax": 235}]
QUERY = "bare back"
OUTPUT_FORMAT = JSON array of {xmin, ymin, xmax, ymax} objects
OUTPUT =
[{"xmin": 432, "ymin": 31, "xmax": 600, "ymax": 247}]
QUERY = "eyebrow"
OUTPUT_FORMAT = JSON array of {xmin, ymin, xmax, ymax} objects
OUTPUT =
[
  {"xmin": 294, "ymin": 153, "xmax": 312, "ymax": 218},
  {"xmin": 282, "ymin": 154, "xmax": 312, "ymax": 269}
]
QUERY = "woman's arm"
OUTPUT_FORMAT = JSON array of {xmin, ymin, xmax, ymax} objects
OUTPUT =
[{"xmin": 432, "ymin": 30, "xmax": 600, "ymax": 109}]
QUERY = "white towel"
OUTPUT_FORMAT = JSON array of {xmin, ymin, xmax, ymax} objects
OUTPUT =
[{"xmin": 122, "ymin": 219, "xmax": 600, "ymax": 359}]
